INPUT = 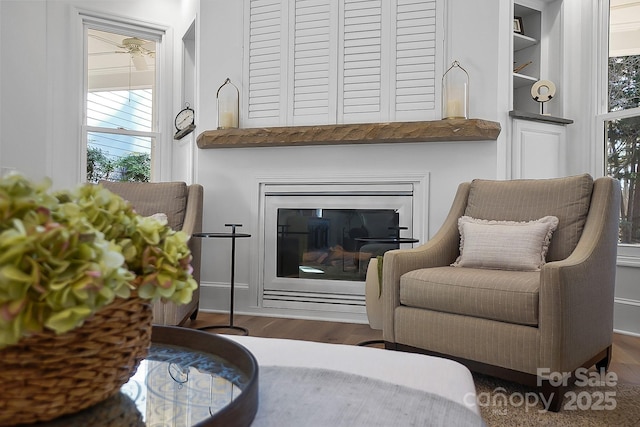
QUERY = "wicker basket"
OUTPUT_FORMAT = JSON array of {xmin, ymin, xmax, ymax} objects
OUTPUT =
[{"xmin": 0, "ymin": 296, "xmax": 153, "ymax": 426}]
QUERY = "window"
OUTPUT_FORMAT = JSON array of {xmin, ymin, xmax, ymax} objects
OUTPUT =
[
  {"xmin": 84, "ymin": 23, "xmax": 161, "ymax": 183},
  {"xmin": 603, "ymin": 0, "xmax": 640, "ymax": 244}
]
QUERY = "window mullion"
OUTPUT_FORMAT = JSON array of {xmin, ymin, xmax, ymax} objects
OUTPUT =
[
  {"xmin": 84, "ymin": 125, "xmax": 160, "ymax": 139},
  {"xmin": 598, "ymin": 106, "xmax": 640, "ymax": 122}
]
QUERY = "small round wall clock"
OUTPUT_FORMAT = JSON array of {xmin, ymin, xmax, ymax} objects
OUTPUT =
[{"xmin": 174, "ymin": 103, "xmax": 196, "ymax": 140}]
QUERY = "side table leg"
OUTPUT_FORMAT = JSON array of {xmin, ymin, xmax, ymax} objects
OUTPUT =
[
  {"xmin": 228, "ymin": 229, "xmax": 243, "ymax": 330},
  {"xmin": 198, "ymin": 224, "xmax": 249, "ymax": 336}
]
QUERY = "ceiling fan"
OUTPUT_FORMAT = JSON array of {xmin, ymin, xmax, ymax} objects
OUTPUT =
[{"xmin": 89, "ymin": 34, "xmax": 155, "ymax": 71}]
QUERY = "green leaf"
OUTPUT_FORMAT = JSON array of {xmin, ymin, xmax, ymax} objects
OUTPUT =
[
  {"xmin": 0, "ymin": 265, "xmax": 32, "ymax": 283},
  {"xmin": 45, "ymin": 306, "xmax": 93, "ymax": 334}
]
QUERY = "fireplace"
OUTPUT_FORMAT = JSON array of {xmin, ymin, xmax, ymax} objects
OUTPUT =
[
  {"xmin": 275, "ymin": 208, "xmax": 400, "ymax": 282},
  {"xmin": 259, "ymin": 180, "xmax": 423, "ymax": 314}
]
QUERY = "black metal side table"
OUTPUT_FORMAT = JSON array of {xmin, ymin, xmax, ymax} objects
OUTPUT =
[
  {"xmin": 354, "ymin": 226, "xmax": 419, "ymax": 247},
  {"xmin": 355, "ymin": 227, "xmax": 419, "ymax": 347},
  {"xmin": 194, "ymin": 224, "xmax": 251, "ymax": 336}
]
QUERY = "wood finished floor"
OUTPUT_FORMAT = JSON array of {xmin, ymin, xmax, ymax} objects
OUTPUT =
[{"xmin": 186, "ymin": 312, "xmax": 640, "ymax": 385}]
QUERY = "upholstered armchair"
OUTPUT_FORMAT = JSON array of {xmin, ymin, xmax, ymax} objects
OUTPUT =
[
  {"xmin": 100, "ymin": 181, "xmax": 203, "ymax": 326},
  {"xmin": 382, "ymin": 174, "xmax": 620, "ymax": 411}
]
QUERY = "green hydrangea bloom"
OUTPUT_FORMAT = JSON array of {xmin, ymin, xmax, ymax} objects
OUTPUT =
[{"xmin": 0, "ymin": 174, "xmax": 197, "ymax": 349}]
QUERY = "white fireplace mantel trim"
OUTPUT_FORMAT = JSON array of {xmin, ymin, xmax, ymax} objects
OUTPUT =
[{"xmin": 249, "ymin": 172, "xmax": 430, "ymax": 312}]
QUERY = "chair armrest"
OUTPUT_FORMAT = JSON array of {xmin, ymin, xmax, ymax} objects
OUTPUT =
[
  {"xmin": 382, "ymin": 182, "xmax": 470, "ymax": 342},
  {"xmin": 182, "ymin": 184, "xmax": 203, "ymax": 237},
  {"xmin": 182, "ymin": 184, "xmax": 203, "ymax": 289},
  {"xmin": 538, "ymin": 177, "xmax": 620, "ymax": 371}
]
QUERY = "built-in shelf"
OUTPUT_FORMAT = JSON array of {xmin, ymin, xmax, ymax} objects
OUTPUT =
[
  {"xmin": 513, "ymin": 72, "xmax": 538, "ymax": 88},
  {"xmin": 196, "ymin": 119, "xmax": 501, "ymax": 149},
  {"xmin": 509, "ymin": 110, "xmax": 573, "ymax": 125},
  {"xmin": 513, "ymin": 32, "xmax": 539, "ymax": 86},
  {"xmin": 513, "ymin": 33, "xmax": 537, "ymax": 51},
  {"xmin": 512, "ymin": 2, "xmax": 546, "ymax": 114}
]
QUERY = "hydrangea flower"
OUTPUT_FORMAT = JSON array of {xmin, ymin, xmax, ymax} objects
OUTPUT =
[{"xmin": 0, "ymin": 174, "xmax": 197, "ymax": 348}]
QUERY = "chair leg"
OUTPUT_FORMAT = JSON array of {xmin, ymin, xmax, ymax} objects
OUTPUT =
[
  {"xmin": 541, "ymin": 345, "xmax": 613, "ymax": 412},
  {"xmin": 384, "ymin": 341, "xmax": 397, "ymax": 350},
  {"xmin": 540, "ymin": 384, "xmax": 567, "ymax": 413},
  {"xmin": 595, "ymin": 345, "xmax": 613, "ymax": 371}
]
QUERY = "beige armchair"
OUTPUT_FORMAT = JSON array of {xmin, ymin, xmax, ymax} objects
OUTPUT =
[
  {"xmin": 382, "ymin": 174, "xmax": 620, "ymax": 411},
  {"xmin": 100, "ymin": 181, "xmax": 203, "ymax": 326}
]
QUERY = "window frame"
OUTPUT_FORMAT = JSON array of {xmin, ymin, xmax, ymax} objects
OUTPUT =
[
  {"xmin": 79, "ymin": 11, "xmax": 170, "ymax": 183},
  {"xmin": 595, "ymin": 0, "xmax": 640, "ymax": 254}
]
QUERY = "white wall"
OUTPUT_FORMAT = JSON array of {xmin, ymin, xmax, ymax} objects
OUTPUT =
[
  {"xmin": 170, "ymin": 0, "xmax": 199, "ymax": 184},
  {"xmin": 562, "ymin": 0, "xmax": 599, "ymax": 177},
  {"xmin": 0, "ymin": 1, "xmax": 49, "ymax": 182}
]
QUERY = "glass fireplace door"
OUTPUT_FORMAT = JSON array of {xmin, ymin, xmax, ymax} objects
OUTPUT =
[{"xmin": 263, "ymin": 193, "xmax": 413, "ymax": 301}]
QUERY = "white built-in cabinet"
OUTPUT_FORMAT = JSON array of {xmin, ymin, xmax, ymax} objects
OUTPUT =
[
  {"xmin": 511, "ymin": 116, "xmax": 568, "ymax": 179},
  {"xmin": 510, "ymin": 0, "xmax": 571, "ymax": 179},
  {"xmin": 243, "ymin": 0, "xmax": 443, "ymax": 128}
]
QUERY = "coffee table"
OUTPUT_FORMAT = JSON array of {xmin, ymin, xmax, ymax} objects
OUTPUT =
[
  {"xmin": 31, "ymin": 326, "xmax": 259, "ymax": 427},
  {"xmin": 32, "ymin": 330, "xmax": 483, "ymax": 426}
]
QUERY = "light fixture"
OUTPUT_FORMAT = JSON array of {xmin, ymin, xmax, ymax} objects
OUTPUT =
[
  {"xmin": 217, "ymin": 78, "xmax": 239, "ymax": 129},
  {"xmin": 442, "ymin": 60, "xmax": 470, "ymax": 120}
]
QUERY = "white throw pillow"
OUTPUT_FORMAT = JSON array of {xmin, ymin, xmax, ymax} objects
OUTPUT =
[
  {"xmin": 148, "ymin": 212, "xmax": 168, "ymax": 225},
  {"xmin": 452, "ymin": 215, "xmax": 559, "ymax": 271}
]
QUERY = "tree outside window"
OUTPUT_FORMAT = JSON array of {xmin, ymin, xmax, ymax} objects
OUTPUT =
[{"xmin": 87, "ymin": 146, "xmax": 150, "ymax": 183}]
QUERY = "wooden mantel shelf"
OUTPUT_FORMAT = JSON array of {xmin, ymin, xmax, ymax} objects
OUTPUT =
[{"xmin": 196, "ymin": 119, "xmax": 501, "ymax": 149}]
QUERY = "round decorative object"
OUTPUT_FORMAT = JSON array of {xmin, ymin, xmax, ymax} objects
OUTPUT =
[
  {"xmin": 175, "ymin": 103, "xmax": 195, "ymax": 131},
  {"xmin": 0, "ymin": 297, "xmax": 153, "ymax": 426},
  {"xmin": 530, "ymin": 79, "xmax": 556, "ymax": 102}
]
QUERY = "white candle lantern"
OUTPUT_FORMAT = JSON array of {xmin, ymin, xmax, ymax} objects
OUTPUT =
[
  {"xmin": 442, "ymin": 61, "xmax": 469, "ymax": 120},
  {"xmin": 217, "ymin": 78, "xmax": 239, "ymax": 129}
]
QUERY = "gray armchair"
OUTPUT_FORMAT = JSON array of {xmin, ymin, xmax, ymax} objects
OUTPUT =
[
  {"xmin": 382, "ymin": 174, "xmax": 620, "ymax": 411},
  {"xmin": 100, "ymin": 181, "xmax": 203, "ymax": 326}
]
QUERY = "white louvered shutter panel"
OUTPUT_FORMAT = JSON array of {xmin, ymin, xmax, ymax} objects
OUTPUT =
[
  {"xmin": 394, "ymin": 0, "xmax": 439, "ymax": 121},
  {"xmin": 246, "ymin": 0, "xmax": 286, "ymax": 127},
  {"xmin": 339, "ymin": 0, "xmax": 387, "ymax": 123},
  {"xmin": 245, "ymin": 0, "xmax": 443, "ymax": 126},
  {"xmin": 289, "ymin": 0, "xmax": 337, "ymax": 125}
]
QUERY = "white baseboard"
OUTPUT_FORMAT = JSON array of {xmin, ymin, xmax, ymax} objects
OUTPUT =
[
  {"xmin": 198, "ymin": 282, "xmax": 369, "ymax": 324},
  {"xmin": 613, "ymin": 297, "xmax": 640, "ymax": 336},
  {"xmin": 613, "ymin": 329, "xmax": 640, "ymax": 338}
]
